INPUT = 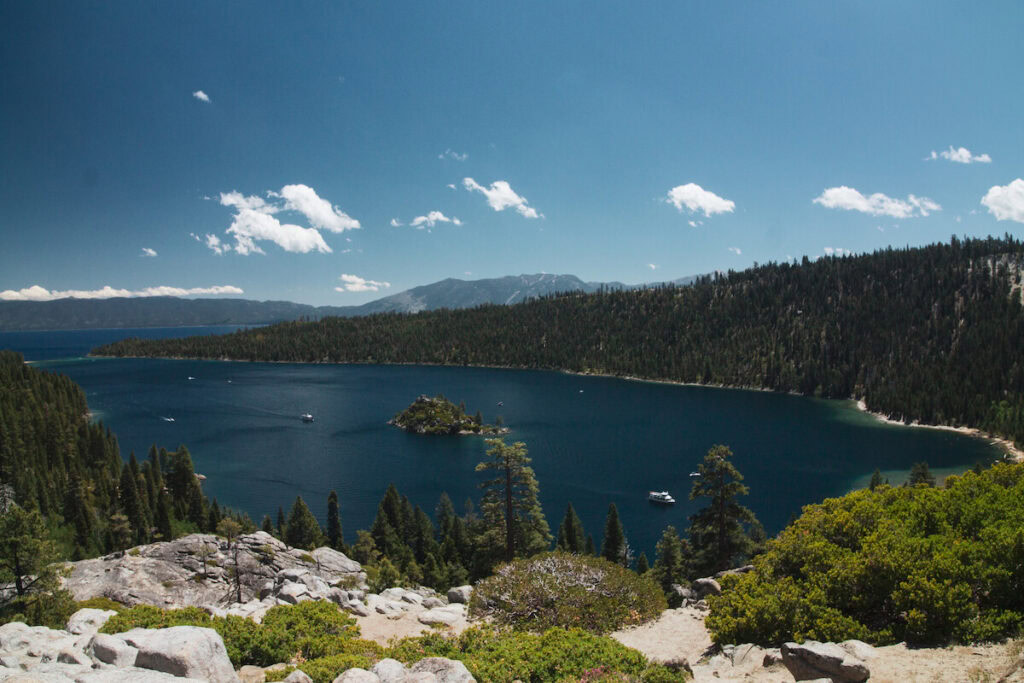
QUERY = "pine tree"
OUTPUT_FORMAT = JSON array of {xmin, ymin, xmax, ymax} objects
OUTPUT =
[
  {"xmin": 435, "ymin": 492, "xmax": 456, "ymax": 540},
  {"xmin": 276, "ymin": 506, "xmax": 286, "ymax": 538},
  {"xmin": 119, "ymin": 462, "xmax": 147, "ymax": 544},
  {"xmin": 285, "ymin": 496, "xmax": 323, "ymax": 550},
  {"xmin": 154, "ymin": 489, "xmax": 173, "ymax": 541},
  {"xmin": 635, "ymin": 552, "xmax": 649, "ymax": 574},
  {"xmin": 261, "ymin": 515, "xmax": 274, "ymax": 535},
  {"xmin": 585, "ymin": 534, "xmax": 596, "ymax": 555},
  {"xmin": 326, "ymin": 490, "xmax": 344, "ymax": 551},
  {"xmin": 688, "ymin": 445, "xmax": 759, "ymax": 576},
  {"xmin": 601, "ymin": 503, "xmax": 630, "ymax": 567},
  {"xmin": 651, "ymin": 525, "xmax": 691, "ymax": 605},
  {"xmin": 555, "ymin": 502, "xmax": 586, "ymax": 554},
  {"xmin": 217, "ymin": 518, "xmax": 243, "ymax": 603},
  {"xmin": 908, "ymin": 461, "xmax": 936, "ymax": 487},
  {"xmin": 476, "ymin": 438, "xmax": 551, "ymax": 563},
  {"xmin": 869, "ymin": 468, "xmax": 885, "ymax": 491}
]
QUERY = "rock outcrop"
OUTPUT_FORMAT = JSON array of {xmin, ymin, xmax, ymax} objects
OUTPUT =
[
  {"xmin": 781, "ymin": 640, "xmax": 871, "ymax": 682},
  {"xmin": 64, "ymin": 532, "xmax": 365, "ymax": 609}
]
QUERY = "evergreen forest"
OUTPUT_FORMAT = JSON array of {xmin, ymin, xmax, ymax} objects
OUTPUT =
[{"xmin": 93, "ymin": 236, "xmax": 1024, "ymax": 446}]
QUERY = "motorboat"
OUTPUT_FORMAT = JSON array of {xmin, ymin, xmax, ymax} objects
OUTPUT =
[
  {"xmin": 648, "ymin": 490, "xmax": 675, "ymax": 504},
  {"xmin": 301, "ymin": 413, "xmax": 314, "ymax": 423},
  {"xmin": 689, "ymin": 471, "xmax": 701, "ymax": 477}
]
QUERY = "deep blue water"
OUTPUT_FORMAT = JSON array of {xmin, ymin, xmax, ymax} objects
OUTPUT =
[{"xmin": 0, "ymin": 327, "xmax": 1001, "ymax": 560}]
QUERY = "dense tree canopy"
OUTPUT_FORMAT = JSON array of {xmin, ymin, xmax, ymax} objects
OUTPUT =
[{"xmin": 94, "ymin": 236, "xmax": 1024, "ymax": 447}]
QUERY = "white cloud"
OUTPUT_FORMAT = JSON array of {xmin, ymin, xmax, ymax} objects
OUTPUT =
[
  {"xmin": 390, "ymin": 218, "xmax": 403, "ymax": 227},
  {"xmin": 647, "ymin": 263, "xmax": 658, "ymax": 270},
  {"xmin": 410, "ymin": 210, "xmax": 462, "ymax": 229},
  {"xmin": 213, "ymin": 184, "xmax": 359, "ymax": 255},
  {"xmin": 446, "ymin": 184, "xmax": 457, "ymax": 190},
  {"xmin": 463, "ymin": 178, "xmax": 541, "ymax": 218},
  {"xmin": 335, "ymin": 274, "xmax": 390, "ymax": 293},
  {"xmin": 927, "ymin": 146, "xmax": 992, "ymax": 164},
  {"xmin": 140, "ymin": 247, "xmax": 157, "ymax": 258},
  {"xmin": 439, "ymin": 149, "xmax": 468, "ymax": 162},
  {"xmin": 823, "ymin": 247, "xmax": 852, "ymax": 257},
  {"xmin": 727, "ymin": 247, "xmax": 742, "ymax": 255},
  {"xmin": 981, "ymin": 178, "xmax": 1024, "ymax": 223},
  {"xmin": 666, "ymin": 183, "xmax": 735, "ymax": 217},
  {"xmin": 192, "ymin": 90, "xmax": 211, "ymax": 103},
  {"xmin": 270, "ymin": 184, "xmax": 360, "ymax": 233},
  {"xmin": 813, "ymin": 186, "xmax": 941, "ymax": 218},
  {"xmin": 0, "ymin": 284, "xmax": 243, "ymax": 301}
]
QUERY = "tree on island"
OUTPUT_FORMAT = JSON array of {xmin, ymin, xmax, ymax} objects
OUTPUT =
[
  {"xmin": 601, "ymin": 503, "xmax": 631, "ymax": 568},
  {"xmin": 476, "ymin": 438, "xmax": 551, "ymax": 564},
  {"xmin": 688, "ymin": 445, "xmax": 760, "ymax": 576}
]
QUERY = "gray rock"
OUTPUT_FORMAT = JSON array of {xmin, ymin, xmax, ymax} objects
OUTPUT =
[
  {"xmin": 691, "ymin": 578, "xmax": 722, "ymax": 598},
  {"xmin": 344, "ymin": 600, "xmax": 371, "ymax": 617},
  {"xmin": 762, "ymin": 648, "xmax": 783, "ymax": 667},
  {"xmin": 839, "ymin": 639, "xmax": 877, "ymax": 661},
  {"xmin": 332, "ymin": 669, "xmax": 381, "ymax": 682},
  {"xmin": 65, "ymin": 608, "xmax": 117, "ymax": 636},
  {"xmin": 422, "ymin": 597, "xmax": 446, "ymax": 609},
  {"xmin": 238, "ymin": 664, "xmax": 267, "ymax": 683},
  {"xmin": 118, "ymin": 626, "xmax": 239, "ymax": 682},
  {"xmin": 54, "ymin": 648, "xmax": 91, "ymax": 666},
  {"xmin": 446, "ymin": 586, "xmax": 472, "ymax": 604},
  {"xmin": 371, "ymin": 658, "xmax": 409, "ymax": 682},
  {"xmin": 278, "ymin": 582, "xmax": 310, "ymax": 604},
  {"xmin": 284, "ymin": 670, "xmax": 314, "ymax": 683},
  {"xmin": 75, "ymin": 668, "xmax": 207, "ymax": 682},
  {"xmin": 404, "ymin": 673, "xmax": 438, "ymax": 682},
  {"xmin": 418, "ymin": 608, "xmax": 461, "ymax": 626},
  {"xmin": 87, "ymin": 633, "xmax": 138, "ymax": 668},
  {"xmin": 781, "ymin": 641, "xmax": 870, "ymax": 682},
  {"xmin": 409, "ymin": 657, "xmax": 475, "ymax": 682},
  {"xmin": 64, "ymin": 532, "xmax": 365, "ymax": 608},
  {"xmin": 731, "ymin": 643, "xmax": 765, "ymax": 666},
  {"xmin": 669, "ymin": 584, "xmax": 694, "ymax": 601}
]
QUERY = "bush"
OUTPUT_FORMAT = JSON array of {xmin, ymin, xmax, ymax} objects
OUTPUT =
[
  {"xmin": 265, "ymin": 653, "xmax": 374, "ymax": 683},
  {"xmin": 706, "ymin": 464, "xmax": 1024, "ymax": 647},
  {"xmin": 99, "ymin": 601, "xmax": 373, "ymax": 668},
  {"xmin": 387, "ymin": 626, "xmax": 687, "ymax": 682},
  {"xmin": 0, "ymin": 588, "xmax": 78, "ymax": 630},
  {"xmin": 75, "ymin": 597, "xmax": 126, "ymax": 613},
  {"xmin": 470, "ymin": 552, "xmax": 666, "ymax": 634}
]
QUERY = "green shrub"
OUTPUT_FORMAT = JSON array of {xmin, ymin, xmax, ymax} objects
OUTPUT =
[
  {"xmin": 99, "ymin": 601, "xmax": 370, "ymax": 668},
  {"xmin": 706, "ymin": 464, "xmax": 1024, "ymax": 647},
  {"xmin": 470, "ymin": 552, "xmax": 666, "ymax": 634},
  {"xmin": 75, "ymin": 597, "xmax": 126, "ymax": 613},
  {"xmin": 265, "ymin": 653, "xmax": 374, "ymax": 683},
  {"xmin": 387, "ymin": 626, "xmax": 687, "ymax": 682},
  {"xmin": 0, "ymin": 589, "xmax": 78, "ymax": 630}
]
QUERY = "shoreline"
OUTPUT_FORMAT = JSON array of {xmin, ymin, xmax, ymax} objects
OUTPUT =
[
  {"xmin": 89, "ymin": 353, "xmax": 1022, "ymax": 462},
  {"xmin": 853, "ymin": 399, "xmax": 1024, "ymax": 463}
]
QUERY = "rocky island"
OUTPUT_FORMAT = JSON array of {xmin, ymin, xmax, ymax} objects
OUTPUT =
[{"xmin": 388, "ymin": 395, "xmax": 507, "ymax": 435}]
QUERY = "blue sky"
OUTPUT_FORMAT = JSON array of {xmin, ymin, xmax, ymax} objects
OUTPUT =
[{"xmin": 1, "ymin": 1, "xmax": 1022, "ymax": 306}]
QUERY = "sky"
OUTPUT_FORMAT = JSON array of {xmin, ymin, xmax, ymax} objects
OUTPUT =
[{"xmin": 1, "ymin": 1, "xmax": 1022, "ymax": 306}]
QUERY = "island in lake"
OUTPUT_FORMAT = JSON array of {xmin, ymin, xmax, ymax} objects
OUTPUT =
[{"xmin": 389, "ymin": 394, "xmax": 508, "ymax": 435}]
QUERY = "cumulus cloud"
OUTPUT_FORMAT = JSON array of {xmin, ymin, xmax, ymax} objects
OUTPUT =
[
  {"xmin": 727, "ymin": 247, "xmax": 742, "ymax": 255},
  {"xmin": 823, "ymin": 247, "xmax": 852, "ymax": 257},
  {"xmin": 212, "ymin": 184, "xmax": 359, "ymax": 255},
  {"xmin": 981, "ymin": 178, "xmax": 1024, "ymax": 223},
  {"xmin": 665, "ymin": 183, "xmax": 735, "ymax": 217},
  {"xmin": 813, "ymin": 186, "xmax": 941, "ymax": 218},
  {"xmin": 447, "ymin": 184, "xmax": 457, "ymax": 190},
  {"xmin": 927, "ymin": 146, "xmax": 992, "ymax": 164},
  {"xmin": 410, "ymin": 211, "xmax": 462, "ymax": 229},
  {"xmin": 335, "ymin": 274, "xmax": 390, "ymax": 293},
  {"xmin": 0, "ymin": 284, "xmax": 243, "ymax": 301},
  {"xmin": 463, "ymin": 178, "xmax": 541, "ymax": 218},
  {"xmin": 439, "ymin": 149, "xmax": 468, "ymax": 162},
  {"xmin": 390, "ymin": 218, "xmax": 403, "ymax": 227},
  {"xmin": 192, "ymin": 90, "xmax": 211, "ymax": 103},
  {"xmin": 140, "ymin": 248, "xmax": 157, "ymax": 257}
]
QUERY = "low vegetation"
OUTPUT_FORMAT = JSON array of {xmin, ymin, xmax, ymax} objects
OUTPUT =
[
  {"xmin": 706, "ymin": 463, "xmax": 1024, "ymax": 647},
  {"xmin": 470, "ymin": 552, "xmax": 667, "ymax": 634}
]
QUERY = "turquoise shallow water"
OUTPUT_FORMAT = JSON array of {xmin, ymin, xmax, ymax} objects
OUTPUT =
[{"xmin": 1, "ymin": 328, "xmax": 1001, "ymax": 559}]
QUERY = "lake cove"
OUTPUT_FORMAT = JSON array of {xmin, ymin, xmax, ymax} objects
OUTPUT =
[{"xmin": 15, "ymin": 352, "xmax": 994, "ymax": 560}]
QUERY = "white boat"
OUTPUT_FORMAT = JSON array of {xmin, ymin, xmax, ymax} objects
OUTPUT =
[
  {"xmin": 648, "ymin": 490, "xmax": 675, "ymax": 504},
  {"xmin": 301, "ymin": 413, "xmax": 314, "ymax": 423},
  {"xmin": 689, "ymin": 471, "xmax": 701, "ymax": 477}
]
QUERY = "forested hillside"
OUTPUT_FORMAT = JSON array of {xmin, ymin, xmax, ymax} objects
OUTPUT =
[
  {"xmin": 0, "ymin": 351, "xmax": 250, "ymax": 559},
  {"xmin": 93, "ymin": 236, "xmax": 1024, "ymax": 445}
]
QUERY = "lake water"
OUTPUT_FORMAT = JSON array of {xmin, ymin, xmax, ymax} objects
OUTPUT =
[{"xmin": 1, "ymin": 327, "xmax": 1001, "ymax": 560}]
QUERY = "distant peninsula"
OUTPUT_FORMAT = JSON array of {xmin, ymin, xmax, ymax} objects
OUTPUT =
[{"xmin": 388, "ymin": 394, "xmax": 507, "ymax": 435}]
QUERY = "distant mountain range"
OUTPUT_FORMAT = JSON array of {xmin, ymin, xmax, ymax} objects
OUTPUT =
[{"xmin": 0, "ymin": 273, "xmax": 699, "ymax": 331}]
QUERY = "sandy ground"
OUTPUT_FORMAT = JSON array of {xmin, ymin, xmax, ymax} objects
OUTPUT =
[
  {"xmin": 355, "ymin": 612, "xmax": 471, "ymax": 646},
  {"xmin": 611, "ymin": 605, "xmax": 1024, "ymax": 682}
]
